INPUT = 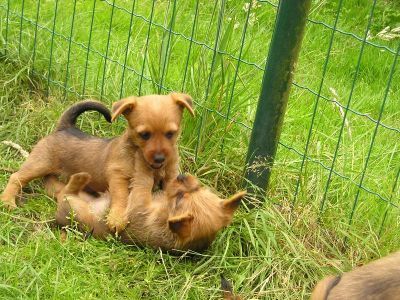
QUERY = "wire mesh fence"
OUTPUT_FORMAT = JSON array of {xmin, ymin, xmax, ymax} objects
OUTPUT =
[{"xmin": 1, "ymin": 0, "xmax": 399, "ymax": 239}]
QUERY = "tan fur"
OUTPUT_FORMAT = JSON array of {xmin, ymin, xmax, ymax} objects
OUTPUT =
[
  {"xmin": 44, "ymin": 155, "xmax": 245, "ymax": 252},
  {"xmin": 311, "ymin": 276, "xmax": 341, "ymax": 300},
  {"xmin": 1, "ymin": 93, "xmax": 194, "ymax": 232},
  {"xmin": 311, "ymin": 251, "xmax": 400, "ymax": 300}
]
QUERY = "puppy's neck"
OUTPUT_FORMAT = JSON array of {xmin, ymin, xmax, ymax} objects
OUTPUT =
[{"xmin": 120, "ymin": 131, "xmax": 137, "ymax": 150}]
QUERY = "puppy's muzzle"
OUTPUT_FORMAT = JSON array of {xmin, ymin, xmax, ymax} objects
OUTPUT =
[
  {"xmin": 154, "ymin": 153, "xmax": 165, "ymax": 164},
  {"xmin": 151, "ymin": 153, "xmax": 165, "ymax": 169}
]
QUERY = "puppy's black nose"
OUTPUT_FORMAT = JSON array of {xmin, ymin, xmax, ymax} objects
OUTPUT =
[
  {"xmin": 177, "ymin": 174, "xmax": 186, "ymax": 182},
  {"xmin": 154, "ymin": 154, "xmax": 165, "ymax": 164}
]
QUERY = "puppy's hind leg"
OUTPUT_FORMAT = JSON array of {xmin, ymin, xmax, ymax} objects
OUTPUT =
[
  {"xmin": 55, "ymin": 173, "xmax": 91, "ymax": 227},
  {"xmin": 55, "ymin": 172, "xmax": 95, "ymax": 233},
  {"xmin": 43, "ymin": 175, "xmax": 66, "ymax": 201},
  {"xmin": 63, "ymin": 172, "xmax": 92, "ymax": 195},
  {"xmin": 1, "ymin": 157, "xmax": 56, "ymax": 209}
]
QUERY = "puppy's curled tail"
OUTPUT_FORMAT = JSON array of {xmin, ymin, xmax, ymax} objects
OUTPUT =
[{"xmin": 57, "ymin": 100, "xmax": 111, "ymax": 130}]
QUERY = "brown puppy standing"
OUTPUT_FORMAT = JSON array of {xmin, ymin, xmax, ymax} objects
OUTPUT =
[
  {"xmin": 105, "ymin": 93, "xmax": 194, "ymax": 231},
  {"xmin": 311, "ymin": 251, "xmax": 400, "ymax": 300},
  {"xmin": 1, "ymin": 93, "xmax": 194, "ymax": 232}
]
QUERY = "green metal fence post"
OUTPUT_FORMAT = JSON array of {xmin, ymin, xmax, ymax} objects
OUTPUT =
[
  {"xmin": 18, "ymin": 0, "xmax": 25, "ymax": 56},
  {"xmin": 82, "ymin": 0, "xmax": 97, "ymax": 96},
  {"xmin": 245, "ymin": 0, "xmax": 311, "ymax": 200},
  {"xmin": 31, "ymin": 0, "xmax": 41, "ymax": 72},
  {"xmin": 4, "ymin": 0, "xmax": 10, "ymax": 55}
]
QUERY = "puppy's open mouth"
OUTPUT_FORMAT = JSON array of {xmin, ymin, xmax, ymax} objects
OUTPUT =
[{"xmin": 151, "ymin": 163, "xmax": 164, "ymax": 169}]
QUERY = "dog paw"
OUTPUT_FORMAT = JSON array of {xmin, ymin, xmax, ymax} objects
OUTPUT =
[
  {"xmin": 70, "ymin": 172, "xmax": 92, "ymax": 186},
  {"xmin": 106, "ymin": 210, "xmax": 129, "ymax": 233},
  {"xmin": 0, "ymin": 195, "xmax": 17, "ymax": 210}
]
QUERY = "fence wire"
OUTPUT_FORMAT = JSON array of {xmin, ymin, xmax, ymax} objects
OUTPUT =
[{"xmin": 1, "ymin": 0, "xmax": 399, "ymax": 236}]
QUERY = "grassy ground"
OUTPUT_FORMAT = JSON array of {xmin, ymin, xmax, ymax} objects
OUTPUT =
[{"xmin": 0, "ymin": 0, "xmax": 400, "ymax": 299}]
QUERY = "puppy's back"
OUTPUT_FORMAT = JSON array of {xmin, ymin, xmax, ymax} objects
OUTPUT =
[{"xmin": 312, "ymin": 251, "xmax": 400, "ymax": 300}]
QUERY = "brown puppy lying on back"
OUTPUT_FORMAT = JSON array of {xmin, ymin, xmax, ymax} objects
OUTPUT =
[
  {"xmin": 311, "ymin": 251, "xmax": 400, "ymax": 300},
  {"xmin": 44, "ymin": 153, "xmax": 245, "ymax": 252},
  {"xmin": 1, "ymin": 94, "xmax": 194, "ymax": 232}
]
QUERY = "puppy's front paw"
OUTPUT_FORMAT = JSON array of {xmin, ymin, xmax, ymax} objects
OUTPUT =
[{"xmin": 106, "ymin": 209, "xmax": 129, "ymax": 233}]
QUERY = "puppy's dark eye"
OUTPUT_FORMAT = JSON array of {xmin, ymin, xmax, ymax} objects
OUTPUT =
[
  {"xmin": 139, "ymin": 131, "xmax": 151, "ymax": 140},
  {"xmin": 165, "ymin": 131, "xmax": 175, "ymax": 139}
]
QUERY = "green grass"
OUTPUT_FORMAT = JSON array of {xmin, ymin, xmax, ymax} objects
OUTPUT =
[{"xmin": 0, "ymin": 0, "xmax": 399, "ymax": 299}]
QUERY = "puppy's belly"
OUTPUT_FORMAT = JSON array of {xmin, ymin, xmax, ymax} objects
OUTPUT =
[
  {"xmin": 65, "ymin": 191, "xmax": 111, "ymax": 238},
  {"xmin": 60, "ymin": 160, "xmax": 109, "ymax": 191},
  {"xmin": 53, "ymin": 131, "xmax": 111, "ymax": 191},
  {"xmin": 88, "ymin": 193, "xmax": 110, "ymax": 217}
]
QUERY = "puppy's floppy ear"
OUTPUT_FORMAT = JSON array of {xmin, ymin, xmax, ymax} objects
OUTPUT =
[
  {"xmin": 171, "ymin": 93, "xmax": 195, "ymax": 117},
  {"xmin": 222, "ymin": 191, "xmax": 246, "ymax": 213},
  {"xmin": 168, "ymin": 213, "xmax": 194, "ymax": 238},
  {"xmin": 111, "ymin": 96, "xmax": 137, "ymax": 122}
]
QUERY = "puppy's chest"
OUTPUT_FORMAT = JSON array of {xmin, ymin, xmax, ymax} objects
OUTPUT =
[
  {"xmin": 153, "ymin": 169, "xmax": 166, "ymax": 191},
  {"xmin": 127, "ymin": 166, "xmax": 166, "ymax": 191}
]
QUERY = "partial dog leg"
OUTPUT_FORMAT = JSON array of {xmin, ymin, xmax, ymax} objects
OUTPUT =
[
  {"xmin": 106, "ymin": 174, "xmax": 130, "ymax": 233},
  {"xmin": 163, "ymin": 149, "xmax": 179, "ymax": 186},
  {"xmin": 55, "ymin": 172, "xmax": 92, "ymax": 228},
  {"xmin": 127, "ymin": 153, "xmax": 155, "ymax": 211},
  {"xmin": 44, "ymin": 175, "xmax": 74, "ymax": 229},
  {"xmin": 1, "ymin": 158, "xmax": 55, "ymax": 209},
  {"xmin": 44, "ymin": 175, "xmax": 66, "ymax": 201},
  {"xmin": 55, "ymin": 172, "xmax": 109, "ymax": 238},
  {"xmin": 63, "ymin": 172, "xmax": 92, "ymax": 195},
  {"xmin": 44, "ymin": 173, "xmax": 91, "ymax": 203}
]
